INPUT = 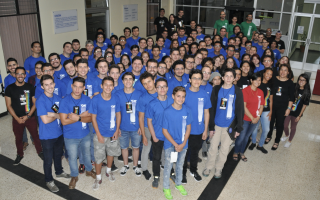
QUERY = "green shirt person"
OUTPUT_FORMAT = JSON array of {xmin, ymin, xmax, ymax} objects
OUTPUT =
[
  {"xmin": 214, "ymin": 11, "xmax": 229, "ymax": 36},
  {"xmin": 228, "ymin": 16, "xmax": 240, "ymax": 38},
  {"xmin": 240, "ymin": 14, "xmax": 257, "ymax": 40}
]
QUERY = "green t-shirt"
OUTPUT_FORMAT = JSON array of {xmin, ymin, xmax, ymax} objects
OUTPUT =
[
  {"xmin": 227, "ymin": 23, "xmax": 240, "ymax": 38},
  {"xmin": 213, "ymin": 19, "xmax": 229, "ymax": 35},
  {"xmin": 240, "ymin": 22, "xmax": 257, "ymax": 40}
]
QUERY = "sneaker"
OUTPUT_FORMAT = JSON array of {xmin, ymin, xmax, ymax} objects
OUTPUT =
[
  {"xmin": 152, "ymin": 176, "xmax": 159, "ymax": 188},
  {"xmin": 170, "ymin": 173, "xmax": 176, "ymax": 183},
  {"xmin": 175, "ymin": 185, "xmax": 187, "ymax": 196},
  {"xmin": 38, "ymin": 152, "xmax": 44, "ymax": 160},
  {"xmin": 106, "ymin": 171, "xmax": 115, "ymax": 182},
  {"xmin": 281, "ymin": 136, "xmax": 289, "ymax": 142},
  {"xmin": 23, "ymin": 142, "xmax": 29, "ymax": 151},
  {"xmin": 78, "ymin": 164, "xmax": 85, "ymax": 174},
  {"xmin": 202, "ymin": 152, "xmax": 208, "ymax": 160},
  {"xmin": 120, "ymin": 166, "xmax": 129, "ymax": 176},
  {"xmin": 284, "ymin": 141, "xmax": 291, "ymax": 148},
  {"xmin": 256, "ymin": 146, "xmax": 268, "ymax": 154},
  {"xmin": 202, "ymin": 169, "xmax": 211, "ymax": 177},
  {"xmin": 86, "ymin": 169, "xmax": 97, "ymax": 179},
  {"xmin": 160, "ymin": 165, "xmax": 164, "ymax": 170},
  {"xmin": 137, "ymin": 160, "xmax": 141, "ymax": 168},
  {"xmin": 214, "ymin": 170, "xmax": 222, "ymax": 179},
  {"xmin": 102, "ymin": 162, "xmax": 107, "ymax": 167},
  {"xmin": 163, "ymin": 189, "xmax": 173, "ymax": 200},
  {"xmin": 248, "ymin": 143, "xmax": 256, "ymax": 150},
  {"xmin": 92, "ymin": 179, "xmax": 102, "ymax": 191},
  {"xmin": 91, "ymin": 160, "xmax": 95, "ymax": 166},
  {"xmin": 133, "ymin": 166, "xmax": 142, "ymax": 177},
  {"xmin": 142, "ymin": 170, "xmax": 151, "ymax": 180},
  {"xmin": 56, "ymin": 172, "xmax": 71, "ymax": 179},
  {"xmin": 118, "ymin": 155, "xmax": 133, "ymax": 163},
  {"xmin": 190, "ymin": 171, "xmax": 202, "ymax": 182},
  {"xmin": 46, "ymin": 181, "xmax": 59, "ymax": 192},
  {"xmin": 198, "ymin": 157, "xmax": 202, "ymax": 163},
  {"xmin": 181, "ymin": 175, "xmax": 187, "ymax": 184},
  {"xmin": 13, "ymin": 155, "xmax": 23, "ymax": 165},
  {"xmin": 111, "ymin": 164, "xmax": 118, "ymax": 172},
  {"xmin": 68, "ymin": 176, "xmax": 78, "ymax": 189}
]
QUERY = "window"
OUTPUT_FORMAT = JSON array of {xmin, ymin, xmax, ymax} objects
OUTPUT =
[{"xmin": 147, "ymin": 0, "xmax": 160, "ymax": 36}]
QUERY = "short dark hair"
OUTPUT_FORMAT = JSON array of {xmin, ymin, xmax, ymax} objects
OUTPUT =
[
  {"xmin": 35, "ymin": 60, "xmax": 44, "ymax": 67},
  {"xmin": 73, "ymin": 77, "xmax": 85, "ymax": 86},
  {"xmin": 40, "ymin": 74, "xmax": 54, "ymax": 86},
  {"xmin": 156, "ymin": 36, "xmax": 164, "ymax": 42},
  {"xmin": 123, "ymin": 27, "xmax": 131, "ymax": 33},
  {"xmin": 199, "ymin": 48, "xmax": 208, "ymax": 53},
  {"xmin": 31, "ymin": 41, "xmax": 40, "ymax": 48},
  {"xmin": 132, "ymin": 56, "xmax": 143, "ymax": 64},
  {"xmin": 72, "ymin": 39, "xmax": 80, "ymax": 44},
  {"xmin": 7, "ymin": 57, "xmax": 18, "ymax": 64},
  {"xmin": 189, "ymin": 69, "xmax": 203, "ymax": 79},
  {"xmin": 250, "ymin": 72, "xmax": 262, "ymax": 82},
  {"xmin": 15, "ymin": 66, "xmax": 26, "ymax": 74},
  {"xmin": 76, "ymin": 58, "xmax": 88, "ymax": 66},
  {"xmin": 201, "ymin": 57, "xmax": 213, "ymax": 67},
  {"xmin": 63, "ymin": 60, "xmax": 74, "ymax": 69},
  {"xmin": 96, "ymin": 32, "xmax": 105, "ymax": 40},
  {"xmin": 109, "ymin": 64, "xmax": 120, "ymax": 72},
  {"xmin": 146, "ymin": 59, "xmax": 158, "ymax": 68},
  {"xmin": 131, "ymin": 45, "xmax": 139, "ymax": 51},
  {"xmin": 73, "ymin": 54, "xmax": 81, "ymax": 62},
  {"xmin": 183, "ymin": 54, "xmax": 194, "ymax": 62},
  {"xmin": 79, "ymin": 48, "xmax": 89, "ymax": 55},
  {"xmin": 172, "ymin": 86, "xmax": 186, "ymax": 95},
  {"xmin": 95, "ymin": 59, "xmax": 108, "ymax": 69},
  {"xmin": 101, "ymin": 76, "xmax": 114, "ymax": 86},
  {"xmin": 221, "ymin": 68, "xmax": 236, "ymax": 78},
  {"xmin": 227, "ymin": 45, "xmax": 235, "ymax": 50},
  {"xmin": 152, "ymin": 45, "xmax": 160, "ymax": 51},
  {"xmin": 41, "ymin": 63, "xmax": 53, "ymax": 71},
  {"xmin": 132, "ymin": 26, "xmax": 139, "ymax": 32},
  {"xmin": 119, "ymin": 35, "xmax": 126, "ymax": 41},
  {"xmin": 63, "ymin": 42, "xmax": 72, "ymax": 48},
  {"xmin": 139, "ymin": 38, "xmax": 147, "ymax": 43},
  {"xmin": 159, "ymin": 8, "xmax": 165, "ymax": 12},
  {"xmin": 170, "ymin": 48, "xmax": 179, "ymax": 55},
  {"xmin": 97, "ymin": 27, "xmax": 105, "ymax": 33},
  {"xmin": 110, "ymin": 35, "xmax": 118, "ymax": 40},
  {"xmin": 172, "ymin": 60, "xmax": 185, "ymax": 70},
  {"xmin": 139, "ymin": 71, "xmax": 154, "ymax": 83},
  {"xmin": 48, "ymin": 53, "xmax": 60, "ymax": 61},
  {"xmin": 122, "ymin": 72, "xmax": 135, "ymax": 81},
  {"xmin": 155, "ymin": 78, "xmax": 168, "ymax": 87}
]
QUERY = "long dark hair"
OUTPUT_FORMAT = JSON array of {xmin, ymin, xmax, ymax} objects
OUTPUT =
[
  {"xmin": 261, "ymin": 48, "xmax": 275, "ymax": 63},
  {"xmin": 259, "ymin": 68, "xmax": 274, "ymax": 89},
  {"xmin": 295, "ymin": 73, "xmax": 311, "ymax": 102}
]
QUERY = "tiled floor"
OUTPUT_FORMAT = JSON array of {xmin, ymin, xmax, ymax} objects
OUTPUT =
[{"xmin": 0, "ymin": 102, "xmax": 319, "ymax": 200}]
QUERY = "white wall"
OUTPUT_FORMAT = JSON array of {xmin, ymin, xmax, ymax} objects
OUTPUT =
[
  {"xmin": 0, "ymin": 35, "xmax": 7, "ymax": 114},
  {"xmin": 38, "ymin": 0, "xmax": 87, "ymax": 58}
]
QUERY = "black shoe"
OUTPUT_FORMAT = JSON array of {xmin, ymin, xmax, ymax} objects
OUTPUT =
[
  {"xmin": 38, "ymin": 152, "xmax": 44, "ymax": 160},
  {"xmin": 170, "ymin": 173, "xmax": 176, "ymax": 183},
  {"xmin": 142, "ymin": 170, "xmax": 151, "ymax": 180},
  {"xmin": 202, "ymin": 152, "xmax": 208, "ymax": 160},
  {"xmin": 117, "ymin": 155, "xmax": 133, "ymax": 163},
  {"xmin": 152, "ymin": 176, "xmax": 159, "ymax": 188},
  {"xmin": 257, "ymin": 146, "xmax": 268, "ymax": 154},
  {"xmin": 182, "ymin": 175, "xmax": 187, "ymax": 184},
  {"xmin": 190, "ymin": 171, "xmax": 202, "ymax": 182},
  {"xmin": 79, "ymin": 164, "xmax": 85, "ymax": 174},
  {"xmin": 186, "ymin": 162, "xmax": 190, "ymax": 169},
  {"xmin": 248, "ymin": 143, "xmax": 256, "ymax": 150},
  {"xmin": 111, "ymin": 164, "xmax": 118, "ymax": 172},
  {"xmin": 198, "ymin": 157, "xmax": 202, "ymax": 163},
  {"xmin": 13, "ymin": 155, "xmax": 23, "ymax": 165}
]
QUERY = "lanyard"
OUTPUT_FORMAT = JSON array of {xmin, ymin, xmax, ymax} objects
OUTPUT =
[
  {"xmin": 158, "ymin": 97, "xmax": 168, "ymax": 110},
  {"xmin": 124, "ymin": 90, "xmax": 134, "ymax": 102}
]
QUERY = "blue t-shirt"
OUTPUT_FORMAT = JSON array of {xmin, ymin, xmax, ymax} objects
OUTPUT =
[
  {"xmin": 161, "ymin": 48, "xmax": 170, "ymax": 57},
  {"xmin": 272, "ymin": 49, "xmax": 281, "ymax": 61},
  {"xmin": 185, "ymin": 88, "xmax": 212, "ymax": 135},
  {"xmin": 54, "ymin": 67, "xmax": 68, "ymax": 80},
  {"xmin": 89, "ymin": 94, "xmax": 120, "ymax": 137},
  {"xmin": 257, "ymin": 48, "xmax": 268, "ymax": 58},
  {"xmin": 94, "ymin": 44, "xmax": 108, "ymax": 57},
  {"xmin": 136, "ymin": 91, "xmax": 158, "ymax": 128},
  {"xmin": 66, "ymin": 75, "xmax": 99, "ymax": 97},
  {"xmin": 4, "ymin": 74, "xmax": 29, "ymax": 90},
  {"xmin": 215, "ymin": 85, "xmax": 236, "ymax": 127},
  {"xmin": 36, "ymin": 93, "xmax": 63, "ymax": 140},
  {"xmin": 35, "ymin": 79, "xmax": 67, "ymax": 99},
  {"xmin": 24, "ymin": 56, "xmax": 46, "ymax": 76},
  {"xmin": 252, "ymin": 42, "xmax": 261, "ymax": 48},
  {"xmin": 93, "ymin": 38, "xmax": 112, "ymax": 47},
  {"xmin": 59, "ymin": 94, "xmax": 91, "ymax": 139},
  {"xmin": 254, "ymin": 63, "xmax": 265, "ymax": 73},
  {"xmin": 113, "ymin": 55, "xmax": 121, "ymax": 64},
  {"xmin": 162, "ymin": 105, "xmax": 193, "ymax": 150},
  {"xmin": 196, "ymin": 64, "xmax": 203, "ymax": 70},
  {"xmin": 200, "ymin": 82, "xmax": 213, "ymax": 97},
  {"xmin": 167, "ymin": 75, "xmax": 189, "ymax": 95},
  {"xmin": 121, "ymin": 47, "xmax": 131, "ymax": 56},
  {"xmin": 222, "ymin": 37, "xmax": 228, "ymax": 46},
  {"xmin": 164, "ymin": 39, "xmax": 171, "ymax": 49},
  {"xmin": 146, "ymin": 96, "xmax": 173, "ymax": 141},
  {"xmin": 126, "ymin": 37, "xmax": 141, "ymax": 49},
  {"xmin": 61, "ymin": 75, "xmax": 73, "ymax": 86},
  {"xmin": 88, "ymin": 59, "xmax": 97, "ymax": 73},
  {"xmin": 116, "ymin": 89, "xmax": 143, "ymax": 131},
  {"xmin": 196, "ymin": 34, "xmax": 206, "ymax": 43},
  {"xmin": 60, "ymin": 54, "xmax": 72, "ymax": 67},
  {"xmin": 178, "ymin": 36, "xmax": 187, "ymax": 46},
  {"xmin": 207, "ymin": 47, "xmax": 215, "ymax": 58}
]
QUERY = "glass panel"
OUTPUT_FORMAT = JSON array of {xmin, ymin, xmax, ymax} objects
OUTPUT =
[
  {"xmin": 291, "ymin": 16, "xmax": 310, "ymax": 41},
  {"xmin": 199, "ymin": 8, "xmax": 224, "ymax": 28},
  {"xmin": 85, "ymin": 0, "xmax": 107, "ymax": 8},
  {"xmin": 289, "ymin": 41, "xmax": 306, "ymax": 62},
  {"xmin": 176, "ymin": 0, "xmax": 199, "ymax": 6},
  {"xmin": 315, "ymin": 4, "xmax": 320, "ymax": 14},
  {"xmin": 200, "ymin": 0, "xmax": 224, "ymax": 7},
  {"xmin": 203, "ymin": 28, "xmax": 214, "ymax": 35},
  {"xmin": 310, "ymin": 18, "xmax": 320, "ymax": 43},
  {"xmin": 283, "ymin": 0, "xmax": 294, "ymax": 12},
  {"xmin": 306, "ymin": 43, "xmax": 320, "ymax": 64},
  {"xmin": 295, "ymin": 2, "xmax": 314, "ymax": 13},
  {"xmin": 256, "ymin": 0, "xmax": 281, "ymax": 12},
  {"xmin": 175, "ymin": 6, "xmax": 199, "ymax": 25},
  {"xmin": 18, "ymin": 0, "xmax": 37, "ymax": 14},
  {"xmin": 280, "ymin": 14, "xmax": 291, "ymax": 35},
  {"xmin": 226, "ymin": 0, "xmax": 254, "ymax": 7},
  {"xmin": 0, "ymin": 0, "xmax": 16, "ymax": 16},
  {"xmin": 86, "ymin": 12, "xmax": 106, "ymax": 41},
  {"xmin": 258, "ymin": 13, "xmax": 280, "ymax": 32},
  {"xmin": 147, "ymin": 3, "xmax": 159, "ymax": 36}
]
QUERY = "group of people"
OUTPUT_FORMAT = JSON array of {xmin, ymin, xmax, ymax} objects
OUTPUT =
[{"xmin": 3, "ymin": 8, "xmax": 311, "ymax": 200}]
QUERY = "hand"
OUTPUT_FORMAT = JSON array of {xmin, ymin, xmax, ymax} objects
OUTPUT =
[
  {"xmin": 69, "ymin": 113, "xmax": 79, "ymax": 121},
  {"xmin": 138, "ymin": 128, "xmax": 142, "ymax": 135},
  {"xmin": 16, "ymin": 117, "xmax": 25, "ymax": 124},
  {"xmin": 21, "ymin": 115, "xmax": 28, "ymax": 122},
  {"xmin": 175, "ymin": 144, "xmax": 184, "ymax": 152},
  {"xmin": 80, "ymin": 111, "xmax": 89, "ymax": 117},
  {"xmin": 97, "ymin": 135, "xmax": 104, "ymax": 144},
  {"xmin": 267, "ymin": 112, "xmax": 272, "ymax": 121},
  {"xmin": 209, "ymin": 131, "xmax": 215, "ymax": 139},
  {"xmin": 152, "ymin": 136, "xmax": 159, "ymax": 143},
  {"xmin": 295, "ymin": 116, "xmax": 300, "ymax": 122},
  {"xmin": 252, "ymin": 117, "xmax": 260, "ymax": 124},
  {"xmin": 118, "ymin": 130, "xmax": 122, "ymax": 137},
  {"xmin": 234, "ymin": 132, "xmax": 240, "ymax": 138},
  {"xmin": 142, "ymin": 136, "xmax": 148, "ymax": 146},
  {"xmin": 112, "ymin": 130, "xmax": 119, "ymax": 140},
  {"xmin": 284, "ymin": 109, "xmax": 290, "ymax": 116},
  {"xmin": 202, "ymin": 131, "xmax": 208, "ymax": 140}
]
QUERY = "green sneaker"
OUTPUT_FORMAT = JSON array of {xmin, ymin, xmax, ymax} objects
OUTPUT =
[
  {"xmin": 175, "ymin": 185, "xmax": 187, "ymax": 196},
  {"xmin": 163, "ymin": 189, "xmax": 173, "ymax": 200}
]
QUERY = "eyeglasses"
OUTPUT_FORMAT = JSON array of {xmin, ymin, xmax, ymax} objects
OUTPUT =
[
  {"xmin": 95, "ymin": 50, "xmax": 102, "ymax": 53},
  {"xmin": 202, "ymin": 71, "xmax": 211, "ymax": 75},
  {"xmin": 158, "ymin": 66, "xmax": 166, "ymax": 69},
  {"xmin": 227, "ymin": 61, "xmax": 234, "ymax": 64},
  {"xmin": 191, "ymin": 77, "xmax": 202, "ymax": 81},
  {"xmin": 263, "ymin": 60, "xmax": 272, "ymax": 63},
  {"xmin": 120, "ymin": 39, "xmax": 125, "ymax": 42},
  {"xmin": 175, "ymin": 68, "xmax": 184, "ymax": 71},
  {"xmin": 97, "ymin": 36, "xmax": 104, "ymax": 38},
  {"xmin": 299, "ymin": 79, "xmax": 306, "ymax": 82},
  {"xmin": 15, "ymin": 73, "xmax": 25, "ymax": 76},
  {"xmin": 214, "ymin": 45, "xmax": 221, "ymax": 48},
  {"xmin": 186, "ymin": 61, "xmax": 194, "ymax": 64},
  {"xmin": 147, "ymin": 66, "xmax": 157, "ymax": 69},
  {"xmin": 156, "ymin": 86, "xmax": 167, "ymax": 90},
  {"xmin": 228, "ymin": 50, "xmax": 234, "ymax": 52},
  {"xmin": 50, "ymin": 58, "xmax": 59, "ymax": 62},
  {"xmin": 43, "ymin": 69, "xmax": 52, "ymax": 73},
  {"xmin": 196, "ymin": 57, "xmax": 202, "ymax": 60},
  {"xmin": 246, "ymin": 45, "xmax": 251, "ymax": 47}
]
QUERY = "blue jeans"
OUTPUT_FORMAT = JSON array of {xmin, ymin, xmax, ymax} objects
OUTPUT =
[
  {"xmin": 64, "ymin": 133, "xmax": 92, "ymax": 177},
  {"xmin": 251, "ymin": 111, "xmax": 270, "ymax": 147},
  {"xmin": 40, "ymin": 135, "xmax": 64, "ymax": 182},
  {"xmin": 119, "ymin": 130, "xmax": 141, "ymax": 149},
  {"xmin": 234, "ymin": 120, "xmax": 258, "ymax": 154},
  {"xmin": 22, "ymin": 128, "xmax": 33, "ymax": 143},
  {"xmin": 163, "ymin": 146, "xmax": 187, "ymax": 189},
  {"xmin": 78, "ymin": 123, "xmax": 95, "ymax": 164}
]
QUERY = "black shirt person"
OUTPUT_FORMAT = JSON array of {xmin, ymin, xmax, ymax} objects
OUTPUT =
[{"xmin": 154, "ymin": 8, "xmax": 169, "ymax": 36}]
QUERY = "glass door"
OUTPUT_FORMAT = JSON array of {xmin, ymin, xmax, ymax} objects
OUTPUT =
[{"xmin": 304, "ymin": 15, "xmax": 320, "ymax": 72}]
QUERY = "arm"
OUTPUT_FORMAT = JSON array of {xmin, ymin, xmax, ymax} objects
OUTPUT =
[
  {"xmin": 285, "ymin": 101, "xmax": 293, "ymax": 116},
  {"xmin": 214, "ymin": 29, "xmax": 217, "ymax": 35},
  {"xmin": 92, "ymin": 114, "xmax": 104, "ymax": 143},
  {"xmin": 295, "ymin": 104, "xmax": 307, "ymax": 122},
  {"xmin": 139, "ymin": 112, "xmax": 147, "ymax": 145},
  {"xmin": 154, "ymin": 25, "xmax": 157, "ymax": 32},
  {"xmin": 244, "ymin": 102, "xmax": 254, "ymax": 121},
  {"xmin": 40, "ymin": 112, "xmax": 59, "ymax": 124},
  {"xmin": 5, "ymin": 96, "xmax": 24, "ymax": 123},
  {"xmin": 162, "ymin": 128, "xmax": 179, "ymax": 148},
  {"xmin": 147, "ymin": 118, "xmax": 158, "ymax": 142},
  {"xmin": 267, "ymin": 95, "xmax": 273, "ymax": 120},
  {"xmin": 59, "ymin": 113, "xmax": 77, "ymax": 126},
  {"xmin": 112, "ymin": 112, "xmax": 121, "ymax": 140},
  {"xmin": 177, "ymin": 124, "xmax": 191, "ymax": 152},
  {"xmin": 279, "ymin": 49, "xmax": 285, "ymax": 54},
  {"xmin": 21, "ymin": 97, "xmax": 37, "ymax": 121},
  {"xmin": 202, "ymin": 109, "xmax": 210, "ymax": 140}
]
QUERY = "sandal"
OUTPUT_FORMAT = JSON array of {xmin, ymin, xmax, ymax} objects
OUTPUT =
[
  {"xmin": 240, "ymin": 155, "xmax": 248, "ymax": 162},
  {"xmin": 233, "ymin": 154, "xmax": 238, "ymax": 161},
  {"xmin": 265, "ymin": 138, "xmax": 271, "ymax": 144},
  {"xmin": 271, "ymin": 143, "xmax": 279, "ymax": 151}
]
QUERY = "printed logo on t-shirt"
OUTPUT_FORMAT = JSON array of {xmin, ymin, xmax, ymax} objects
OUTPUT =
[
  {"xmin": 60, "ymin": 74, "xmax": 65, "ymax": 79},
  {"xmin": 130, "ymin": 100, "xmax": 137, "ymax": 124},
  {"xmin": 276, "ymin": 87, "xmax": 282, "ymax": 96},
  {"xmin": 256, "ymin": 96, "xmax": 261, "ymax": 116},
  {"xmin": 264, "ymin": 87, "xmax": 271, "ymax": 108},
  {"xmin": 21, "ymin": 90, "xmax": 31, "ymax": 113},
  {"xmin": 54, "ymin": 88, "xmax": 59, "ymax": 95},
  {"xmin": 87, "ymin": 85, "xmax": 93, "ymax": 97},
  {"xmin": 198, "ymin": 98, "xmax": 204, "ymax": 124},
  {"xmin": 159, "ymin": 20, "xmax": 165, "ymax": 27},
  {"xmin": 81, "ymin": 104, "xmax": 87, "ymax": 129},
  {"xmin": 182, "ymin": 116, "xmax": 187, "ymax": 142},
  {"xmin": 110, "ymin": 105, "xmax": 116, "ymax": 129},
  {"xmin": 291, "ymin": 94, "xmax": 302, "ymax": 111}
]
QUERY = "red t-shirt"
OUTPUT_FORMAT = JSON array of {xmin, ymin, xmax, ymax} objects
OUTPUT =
[{"xmin": 242, "ymin": 86, "xmax": 265, "ymax": 122}]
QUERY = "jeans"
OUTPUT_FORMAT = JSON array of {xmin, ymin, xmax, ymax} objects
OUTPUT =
[
  {"xmin": 64, "ymin": 133, "xmax": 92, "ymax": 177},
  {"xmin": 284, "ymin": 115, "xmax": 299, "ymax": 142},
  {"xmin": 151, "ymin": 139, "xmax": 164, "ymax": 177},
  {"xmin": 163, "ymin": 146, "xmax": 187, "ymax": 189},
  {"xmin": 78, "ymin": 123, "xmax": 95, "ymax": 164},
  {"xmin": 183, "ymin": 133, "xmax": 203, "ymax": 175},
  {"xmin": 119, "ymin": 130, "xmax": 141, "ymax": 149},
  {"xmin": 22, "ymin": 128, "xmax": 33, "ymax": 143},
  {"xmin": 267, "ymin": 105, "xmax": 287, "ymax": 143},
  {"xmin": 41, "ymin": 135, "xmax": 64, "ymax": 182},
  {"xmin": 234, "ymin": 120, "xmax": 258, "ymax": 154},
  {"xmin": 141, "ymin": 127, "xmax": 152, "ymax": 171},
  {"xmin": 251, "ymin": 111, "xmax": 270, "ymax": 147}
]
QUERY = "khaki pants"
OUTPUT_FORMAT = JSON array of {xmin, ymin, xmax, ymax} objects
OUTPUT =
[{"xmin": 205, "ymin": 125, "xmax": 233, "ymax": 172}]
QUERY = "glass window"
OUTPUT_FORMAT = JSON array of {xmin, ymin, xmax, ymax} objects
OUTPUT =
[
  {"xmin": 147, "ymin": 2, "xmax": 159, "ymax": 36},
  {"xmin": 176, "ymin": 0, "xmax": 199, "ymax": 6},
  {"xmin": 259, "ymin": 13, "xmax": 280, "ymax": 32},
  {"xmin": 291, "ymin": 16, "xmax": 310, "ymax": 41},
  {"xmin": 295, "ymin": 2, "xmax": 314, "ymax": 13},
  {"xmin": 226, "ymin": 0, "xmax": 254, "ymax": 7},
  {"xmin": 257, "ymin": 0, "xmax": 281, "ymax": 12},
  {"xmin": 199, "ymin": 8, "xmax": 224, "ymax": 28},
  {"xmin": 289, "ymin": 41, "xmax": 305, "ymax": 62},
  {"xmin": 176, "ymin": 6, "xmax": 199, "ymax": 25},
  {"xmin": 310, "ymin": 18, "xmax": 320, "ymax": 43},
  {"xmin": 280, "ymin": 14, "xmax": 291, "ymax": 35},
  {"xmin": 315, "ymin": 4, "xmax": 320, "ymax": 14},
  {"xmin": 200, "ymin": 0, "xmax": 224, "ymax": 7},
  {"xmin": 86, "ymin": 12, "xmax": 106, "ymax": 41},
  {"xmin": 85, "ymin": 0, "xmax": 107, "ymax": 8},
  {"xmin": 306, "ymin": 43, "xmax": 320, "ymax": 64},
  {"xmin": 203, "ymin": 28, "xmax": 214, "ymax": 35},
  {"xmin": 283, "ymin": 0, "xmax": 294, "ymax": 12}
]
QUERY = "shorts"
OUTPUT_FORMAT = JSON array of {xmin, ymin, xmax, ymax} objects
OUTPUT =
[
  {"xmin": 93, "ymin": 134, "xmax": 121, "ymax": 164},
  {"xmin": 119, "ymin": 130, "xmax": 141, "ymax": 149}
]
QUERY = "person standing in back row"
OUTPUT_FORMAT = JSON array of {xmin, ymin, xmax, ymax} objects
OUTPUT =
[
  {"xmin": 154, "ymin": 8, "xmax": 168, "ymax": 36},
  {"xmin": 240, "ymin": 14, "xmax": 257, "ymax": 41},
  {"xmin": 214, "ymin": 11, "xmax": 229, "ymax": 36}
]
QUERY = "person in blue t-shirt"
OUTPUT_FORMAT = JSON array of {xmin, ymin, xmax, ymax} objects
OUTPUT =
[
  {"xmin": 151, "ymin": 45, "xmax": 163, "ymax": 62},
  {"xmin": 109, "ymin": 64, "xmax": 121, "ymax": 94},
  {"xmin": 157, "ymin": 61, "xmax": 167, "ymax": 78},
  {"xmin": 167, "ymin": 60, "xmax": 189, "ymax": 95},
  {"xmin": 24, "ymin": 41, "xmax": 46, "ymax": 76},
  {"xmin": 113, "ymin": 44, "xmax": 122, "ymax": 64},
  {"xmin": 194, "ymin": 52, "xmax": 203, "ymax": 70},
  {"xmin": 94, "ymin": 32, "xmax": 108, "ymax": 57},
  {"xmin": 70, "ymin": 39, "xmax": 80, "ymax": 59},
  {"xmin": 146, "ymin": 78, "xmax": 174, "ymax": 188},
  {"xmin": 119, "ymin": 57, "xmax": 145, "ymax": 91},
  {"xmin": 48, "ymin": 53, "xmax": 68, "ymax": 80},
  {"xmin": 184, "ymin": 55, "xmax": 195, "ymax": 79},
  {"xmin": 61, "ymin": 60, "xmax": 78, "ymax": 86},
  {"xmin": 220, "ymin": 28, "xmax": 228, "ymax": 47},
  {"xmin": 196, "ymin": 24, "xmax": 206, "ymax": 43},
  {"xmin": 182, "ymin": 69, "xmax": 211, "ymax": 183},
  {"xmin": 162, "ymin": 30, "xmax": 171, "ymax": 49},
  {"xmin": 116, "ymin": 72, "xmax": 143, "ymax": 177},
  {"xmin": 35, "ymin": 63, "xmax": 67, "ymax": 99},
  {"xmin": 93, "ymin": 27, "xmax": 112, "ymax": 47},
  {"xmin": 79, "ymin": 48, "xmax": 97, "ymax": 75},
  {"xmin": 270, "ymin": 40, "xmax": 282, "ymax": 61},
  {"xmin": 257, "ymin": 38, "xmax": 270, "ymax": 57},
  {"xmin": 28, "ymin": 61, "xmax": 43, "ymax": 87},
  {"xmin": 36, "ymin": 75, "xmax": 71, "ymax": 192},
  {"xmin": 225, "ymin": 45, "xmax": 240, "ymax": 68},
  {"xmin": 93, "ymin": 59, "xmax": 109, "ymax": 94},
  {"xmin": 156, "ymin": 36, "xmax": 170, "ymax": 57},
  {"xmin": 202, "ymin": 68, "xmax": 244, "ymax": 179},
  {"xmin": 118, "ymin": 36, "xmax": 131, "ymax": 56},
  {"xmin": 126, "ymin": 26, "xmax": 141, "ymax": 49},
  {"xmin": 130, "ymin": 45, "xmax": 140, "ymax": 61},
  {"xmin": 89, "ymin": 76, "xmax": 121, "ymax": 190},
  {"xmin": 137, "ymin": 72, "xmax": 158, "ymax": 180},
  {"xmin": 200, "ymin": 66, "xmax": 213, "ymax": 97},
  {"xmin": 162, "ymin": 86, "xmax": 192, "ymax": 199},
  {"xmin": 109, "ymin": 35, "xmax": 118, "ymax": 49},
  {"xmin": 60, "ymin": 42, "xmax": 73, "ymax": 67},
  {"xmin": 59, "ymin": 77, "xmax": 96, "ymax": 189},
  {"xmin": 177, "ymin": 27, "xmax": 187, "ymax": 45}
]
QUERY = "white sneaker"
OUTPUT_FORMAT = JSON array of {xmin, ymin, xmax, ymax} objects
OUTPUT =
[
  {"xmin": 92, "ymin": 179, "xmax": 102, "ymax": 190},
  {"xmin": 281, "ymin": 136, "xmax": 289, "ymax": 142},
  {"xmin": 284, "ymin": 141, "xmax": 291, "ymax": 148},
  {"xmin": 120, "ymin": 166, "xmax": 129, "ymax": 176},
  {"xmin": 133, "ymin": 166, "xmax": 142, "ymax": 177}
]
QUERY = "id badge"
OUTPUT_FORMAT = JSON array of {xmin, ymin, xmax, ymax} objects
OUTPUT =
[
  {"xmin": 126, "ymin": 102, "xmax": 133, "ymax": 113},
  {"xmin": 170, "ymin": 152, "xmax": 178, "ymax": 163},
  {"xmin": 276, "ymin": 87, "xmax": 282, "ymax": 96},
  {"xmin": 83, "ymin": 89, "xmax": 88, "ymax": 96},
  {"xmin": 51, "ymin": 104, "xmax": 59, "ymax": 113},
  {"xmin": 220, "ymin": 98, "xmax": 227, "ymax": 110},
  {"xmin": 73, "ymin": 106, "xmax": 79, "ymax": 115}
]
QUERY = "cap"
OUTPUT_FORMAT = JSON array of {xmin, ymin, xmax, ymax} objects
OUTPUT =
[{"xmin": 209, "ymin": 72, "xmax": 221, "ymax": 82}]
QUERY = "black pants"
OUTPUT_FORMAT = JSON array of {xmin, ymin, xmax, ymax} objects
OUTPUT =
[
  {"xmin": 151, "ymin": 139, "xmax": 164, "ymax": 177},
  {"xmin": 267, "ymin": 105, "xmax": 287, "ymax": 144},
  {"xmin": 183, "ymin": 133, "xmax": 203, "ymax": 175}
]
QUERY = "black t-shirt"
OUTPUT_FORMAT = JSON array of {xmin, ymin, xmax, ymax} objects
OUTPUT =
[
  {"xmin": 186, "ymin": 26, "xmax": 196, "ymax": 36},
  {"xmin": 266, "ymin": 35, "xmax": 275, "ymax": 44},
  {"xmin": 272, "ymin": 78, "xmax": 294, "ymax": 107},
  {"xmin": 290, "ymin": 87, "xmax": 309, "ymax": 117},
  {"xmin": 154, "ymin": 16, "xmax": 169, "ymax": 35},
  {"xmin": 5, "ymin": 82, "xmax": 35, "ymax": 117},
  {"xmin": 276, "ymin": 40, "xmax": 285, "ymax": 50},
  {"xmin": 176, "ymin": 16, "xmax": 186, "ymax": 27},
  {"xmin": 259, "ymin": 82, "xmax": 272, "ymax": 112},
  {"xmin": 237, "ymin": 76, "xmax": 251, "ymax": 90}
]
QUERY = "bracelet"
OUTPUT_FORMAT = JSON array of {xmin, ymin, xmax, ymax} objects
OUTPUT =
[{"xmin": 287, "ymin": 107, "xmax": 291, "ymax": 110}]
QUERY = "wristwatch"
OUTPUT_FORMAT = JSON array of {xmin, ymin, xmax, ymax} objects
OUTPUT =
[
  {"xmin": 78, "ymin": 116, "xmax": 81, "ymax": 121},
  {"xmin": 27, "ymin": 114, "xmax": 31, "ymax": 119}
]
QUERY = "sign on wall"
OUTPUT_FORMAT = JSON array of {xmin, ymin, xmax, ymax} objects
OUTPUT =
[
  {"xmin": 53, "ymin": 9, "xmax": 78, "ymax": 34},
  {"xmin": 123, "ymin": 4, "xmax": 138, "ymax": 22}
]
